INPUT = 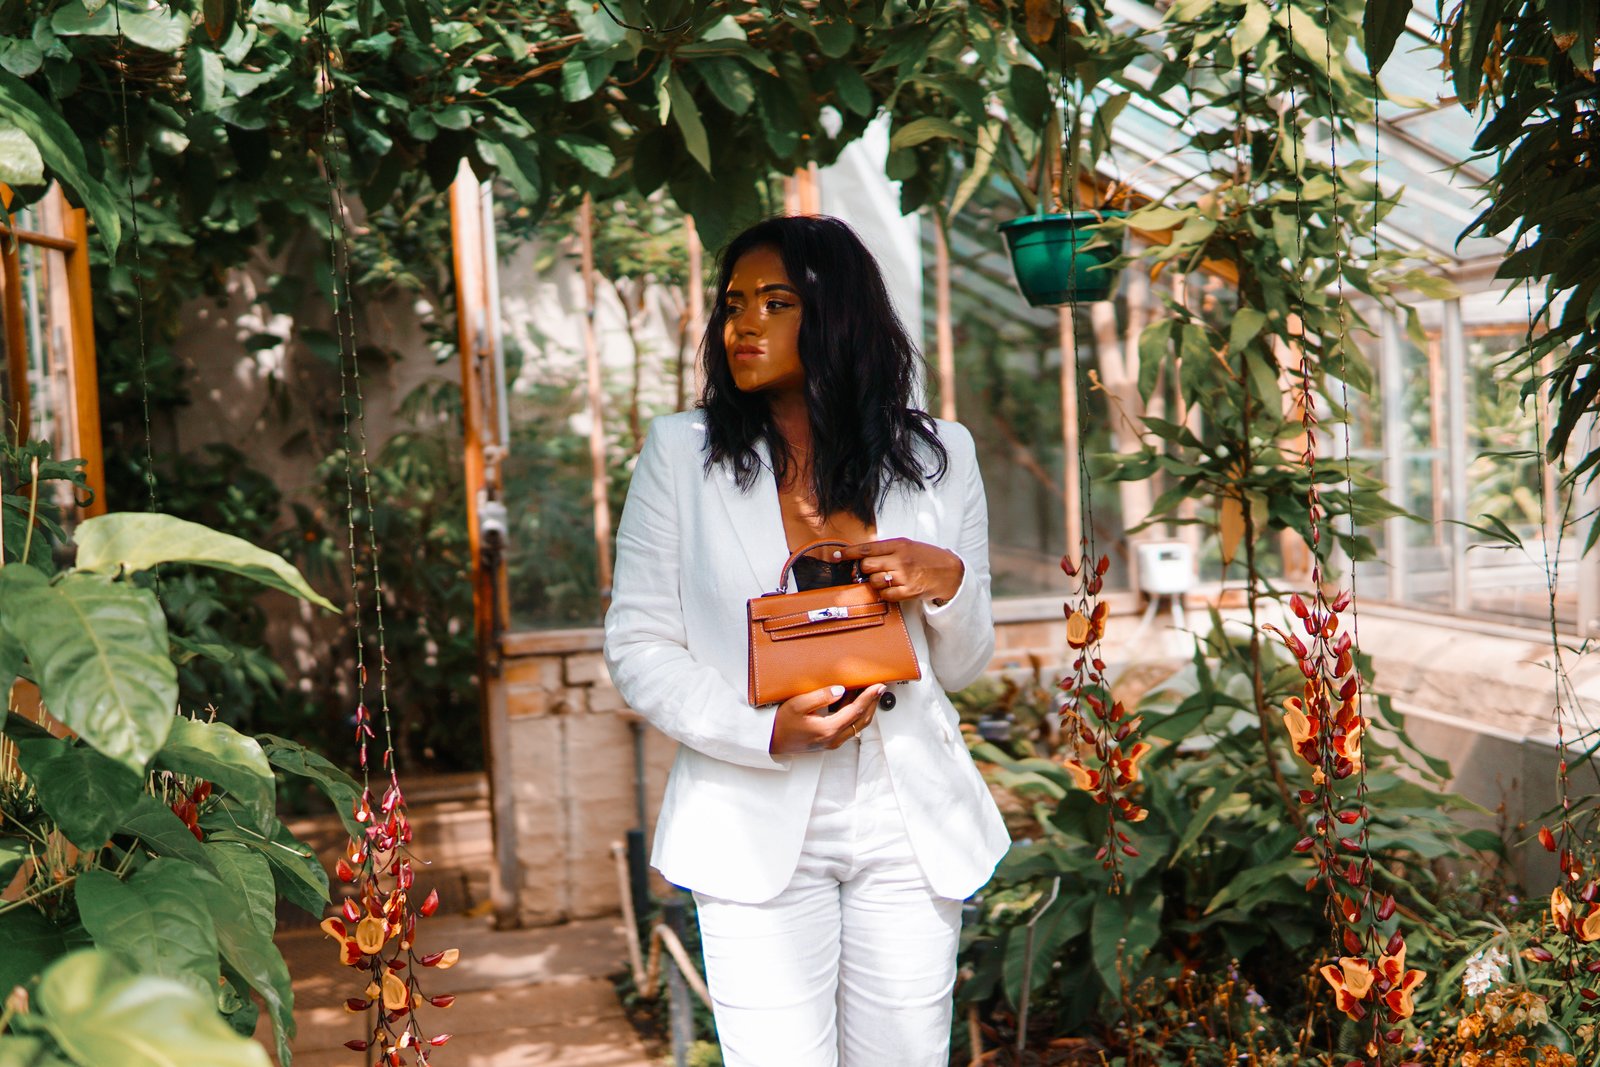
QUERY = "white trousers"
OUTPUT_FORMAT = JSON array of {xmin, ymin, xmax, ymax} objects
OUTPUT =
[{"xmin": 692, "ymin": 722, "xmax": 963, "ymax": 1067}]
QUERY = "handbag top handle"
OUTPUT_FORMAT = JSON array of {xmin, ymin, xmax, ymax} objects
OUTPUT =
[{"xmin": 772, "ymin": 539, "xmax": 858, "ymax": 595}]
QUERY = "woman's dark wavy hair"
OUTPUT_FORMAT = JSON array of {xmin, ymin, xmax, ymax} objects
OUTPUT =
[{"xmin": 699, "ymin": 215, "xmax": 947, "ymax": 525}]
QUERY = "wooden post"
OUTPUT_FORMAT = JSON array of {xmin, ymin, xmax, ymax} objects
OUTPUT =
[
  {"xmin": 1060, "ymin": 306, "xmax": 1083, "ymax": 555},
  {"xmin": 933, "ymin": 215, "xmax": 956, "ymax": 423},
  {"xmin": 684, "ymin": 214, "xmax": 704, "ymax": 409},
  {"xmin": 61, "ymin": 199, "xmax": 106, "ymax": 517},
  {"xmin": 448, "ymin": 165, "xmax": 521, "ymax": 927},
  {"xmin": 578, "ymin": 194, "xmax": 614, "ymax": 607}
]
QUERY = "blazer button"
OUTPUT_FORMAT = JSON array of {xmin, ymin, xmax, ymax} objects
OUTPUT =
[{"xmin": 878, "ymin": 690, "xmax": 897, "ymax": 710}]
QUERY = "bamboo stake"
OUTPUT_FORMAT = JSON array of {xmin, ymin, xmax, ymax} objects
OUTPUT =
[
  {"xmin": 934, "ymin": 215, "xmax": 956, "ymax": 422},
  {"xmin": 578, "ymin": 194, "xmax": 614, "ymax": 607},
  {"xmin": 685, "ymin": 214, "xmax": 704, "ymax": 408},
  {"xmin": 1060, "ymin": 305, "xmax": 1083, "ymax": 554}
]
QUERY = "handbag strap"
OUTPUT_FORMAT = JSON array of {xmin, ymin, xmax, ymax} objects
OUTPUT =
[{"xmin": 773, "ymin": 539, "xmax": 857, "ymax": 594}]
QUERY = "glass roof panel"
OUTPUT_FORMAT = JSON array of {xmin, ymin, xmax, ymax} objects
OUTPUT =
[{"xmin": 1088, "ymin": 0, "xmax": 1503, "ymax": 269}]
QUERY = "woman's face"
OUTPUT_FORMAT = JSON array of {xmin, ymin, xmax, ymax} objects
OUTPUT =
[{"xmin": 722, "ymin": 245, "xmax": 803, "ymax": 396}]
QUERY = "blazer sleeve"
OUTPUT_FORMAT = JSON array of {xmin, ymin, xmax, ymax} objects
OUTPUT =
[
  {"xmin": 603, "ymin": 422, "xmax": 788, "ymax": 771},
  {"xmin": 919, "ymin": 423, "xmax": 995, "ymax": 691}
]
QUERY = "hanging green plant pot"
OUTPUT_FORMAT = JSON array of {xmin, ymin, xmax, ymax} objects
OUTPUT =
[{"xmin": 998, "ymin": 210, "xmax": 1127, "ymax": 306}]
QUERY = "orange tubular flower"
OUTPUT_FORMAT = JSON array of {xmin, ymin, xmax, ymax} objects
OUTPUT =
[
  {"xmin": 339, "ymin": 937, "xmax": 363, "ymax": 967},
  {"xmin": 1066, "ymin": 611, "xmax": 1091, "ymax": 649},
  {"xmin": 356, "ymin": 915, "xmax": 387, "ymax": 955},
  {"xmin": 1579, "ymin": 906, "xmax": 1600, "ymax": 943},
  {"xmin": 1383, "ymin": 967, "xmax": 1424, "ymax": 1020},
  {"xmin": 1061, "ymin": 759, "xmax": 1099, "ymax": 792},
  {"xmin": 1553, "ymin": 887, "xmax": 1574, "ymax": 933},
  {"xmin": 381, "ymin": 971, "xmax": 410, "ymax": 1012},
  {"xmin": 1114, "ymin": 742, "xmax": 1153, "ymax": 786},
  {"xmin": 1319, "ymin": 957, "xmax": 1374, "ymax": 1020},
  {"xmin": 1376, "ymin": 941, "xmax": 1408, "ymax": 985},
  {"xmin": 1282, "ymin": 697, "xmax": 1317, "ymax": 765}
]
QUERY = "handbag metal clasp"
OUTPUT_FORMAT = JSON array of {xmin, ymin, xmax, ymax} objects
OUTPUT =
[{"xmin": 806, "ymin": 606, "xmax": 849, "ymax": 622}]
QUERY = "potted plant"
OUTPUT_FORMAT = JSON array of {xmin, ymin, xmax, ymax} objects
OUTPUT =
[{"xmin": 988, "ymin": 15, "xmax": 1137, "ymax": 306}]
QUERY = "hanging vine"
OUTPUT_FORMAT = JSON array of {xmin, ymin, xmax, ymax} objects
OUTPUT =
[
  {"xmin": 1048, "ymin": 1, "xmax": 1150, "ymax": 891},
  {"xmin": 307, "ymin": 15, "xmax": 456, "ymax": 1065}
]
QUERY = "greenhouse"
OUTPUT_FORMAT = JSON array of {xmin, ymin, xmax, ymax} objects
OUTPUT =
[{"xmin": 1, "ymin": 0, "xmax": 1597, "ymax": 1065}]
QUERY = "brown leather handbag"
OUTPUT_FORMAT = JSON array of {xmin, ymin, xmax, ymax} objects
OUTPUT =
[{"xmin": 746, "ymin": 539, "xmax": 922, "ymax": 707}]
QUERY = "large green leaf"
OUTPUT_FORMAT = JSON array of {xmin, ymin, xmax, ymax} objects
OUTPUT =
[
  {"xmin": 0, "ymin": 839, "xmax": 27, "ymax": 886},
  {"xmin": 0, "ymin": 629, "xmax": 21, "ymax": 700},
  {"xmin": 201, "ymin": 842, "xmax": 277, "ymax": 939},
  {"xmin": 665, "ymin": 72, "xmax": 711, "ymax": 175},
  {"xmin": 257, "ymin": 733, "xmax": 364, "ymax": 839},
  {"xmin": 1001, "ymin": 892, "xmax": 1091, "ymax": 1010},
  {"xmin": 0, "ymin": 124, "xmax": 44, "ymax": 186},
  {"xmin": 34, "ymin": 949, "xmax": 272, "ymax": 1067},
  {"xmin": 12, "ymin": 737, "xmax": 144, "ymax": 851},
  {"xmin": 0, "ymin": 72, "xmax": 120, "ymax": 254},
  {"xmin": 75, "ymin": 862, "xmax": 221, "ymax": 997},
  {"xmin": 73, "ymin": 514, "xmax": 337, "ymax": 611},
  {"xmin": 203, "ymin": 812, "xmax": 328, "ymax": 919},
  {"xmin": 118, "ymin": 794, "xmax": 217, "ymax": 870},
  {"xmin": 0, "ymin": 567, "xmax": 175, "ymax": 773},
  {"xmin": 50, "ymin": 3, "xmax": 189, "ymax": 52},
  {"xmin": 1090, "ymin": 889, "xmax": 1162, "ymax": 994},
  {"xmin": 0, "ymin": 905, "xmax": 67, "ymax": 995},
  {"xmin": 154, "ymin": 718, "xmax": 275, "ymax": 834},
  {"xmin": 192, "ymin": 871, "xmax": 296, "ymax": 1064},
  {"xmin": 1361, "ymin": 0, "xmax": 1412, "ymax": 74}
]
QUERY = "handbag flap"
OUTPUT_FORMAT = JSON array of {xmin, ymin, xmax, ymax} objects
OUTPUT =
[
  {"xmin": 748, "ymin": 582, "xmax": 881, "ymax": 623},
  {"xmin": 760, "ymin": 601, "xmax": 889, "ymax": 638}
]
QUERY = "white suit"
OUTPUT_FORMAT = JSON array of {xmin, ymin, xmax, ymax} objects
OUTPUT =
[{"xmin": 602, "ymin": 409, "xmax": 1009, "ymax": 905}]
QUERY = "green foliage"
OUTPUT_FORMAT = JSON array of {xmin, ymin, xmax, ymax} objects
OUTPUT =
[
  {"xmin": 0, "ymin": 949, "xmax": 271, "ymax": 1067},
  {"xmin": 1392, "ymin": 0, "xmax": 1600, "ymax": 483},
  {"xmin": 952, "ymin": 618, "xmax": 1498, "ymax": 1053},
  {"xmin": 0, "ymin": 439, "xmax": 356, "ymax": 1065},
  {"xmin": 1099, "ymin": 0, "xmax": 1443, "ymax": 573}
]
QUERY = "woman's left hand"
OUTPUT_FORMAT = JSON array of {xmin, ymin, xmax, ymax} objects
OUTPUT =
[{"xmin": 833, "ymin": 538, "xmax": 964, "ymax": 605}]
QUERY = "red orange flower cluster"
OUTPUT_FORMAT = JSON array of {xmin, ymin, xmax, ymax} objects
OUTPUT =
[
  {"xmin": 320, "ymin": 701, "xmax": 455, "ymax": 1065},
  {"xmin": 1267, "ymin": 590, "xmax": 1362, "ymax": 787},
  {"xmin": 1056, "ymin": 550, "xmax": 1148, "ymax": 887},
  {"xmin": 169, "ymin": 779, "xmax": 211, "ymax": 842},
  {"xmin": 1549, "ymin": 886, "xmax": 1600, "ymax": 942},
  {"xmin": 1319, "ymin": 932, "xmax": 1425, "ymax": 1023}
]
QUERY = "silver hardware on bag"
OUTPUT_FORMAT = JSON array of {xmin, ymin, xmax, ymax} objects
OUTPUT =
[{"xmin": 806, "ymin": 606, "xmax": 850, "ymax": 622}]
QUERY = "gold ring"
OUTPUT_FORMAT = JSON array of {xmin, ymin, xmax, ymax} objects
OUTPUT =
[{"xmin": 851, "ymin": 721, "xmax": 860, "ymax": 738}]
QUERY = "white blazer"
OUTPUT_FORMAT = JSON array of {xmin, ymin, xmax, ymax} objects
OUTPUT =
[{"xmin": 602, "ymin": 410, "xmax": 1010, "ymax": 904}]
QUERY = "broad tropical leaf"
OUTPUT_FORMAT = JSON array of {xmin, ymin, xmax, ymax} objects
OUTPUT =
[
  {"xmin": 75, "ymin": 862, "xmax": 222, "ymax": 997},
  {"xmin": 11, "ymin": 737, "xmax": 143, "ymax": 851},
  {"xmin": 73, "ymin": 513, "xmax": 337, "ymax": 611},
  {"xmin": 154, "ymin": 717, "xmax": 275, "ymax": 834},
  {"xmin": 0, "ymin": 567, "xmax": 175, "ymax": 773},
  {"xmin": 0, "ymin": 905, "xmax": 67, "ymax": 996},
  {"xmin": 34, "ymin": 950, "xmax": 272, "ymax": 1067}
]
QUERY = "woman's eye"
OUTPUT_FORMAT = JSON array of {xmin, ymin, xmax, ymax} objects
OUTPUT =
[{"xmin": 764, "ymin": 300, "xmax": 791, "ymax": 312}]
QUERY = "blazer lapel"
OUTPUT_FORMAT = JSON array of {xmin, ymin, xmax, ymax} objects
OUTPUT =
[{"xmin": 706, "ymin": 437, "xmax": 789, "ymax": 595}]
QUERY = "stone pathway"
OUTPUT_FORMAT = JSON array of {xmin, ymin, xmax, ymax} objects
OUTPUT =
[{"xmin": 268, "ymin": 914, "xmax": 655, "ymax": 1067}]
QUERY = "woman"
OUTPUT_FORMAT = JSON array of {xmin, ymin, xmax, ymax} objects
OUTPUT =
[{"xmin": 603, "ymin": 215, "xmax": 1008, "ymax": 1066}]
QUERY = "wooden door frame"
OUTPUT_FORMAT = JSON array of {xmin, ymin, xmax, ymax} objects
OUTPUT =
[{"xmin": 0, "ymin": 183, "xmax": 107, "ymax": 518}]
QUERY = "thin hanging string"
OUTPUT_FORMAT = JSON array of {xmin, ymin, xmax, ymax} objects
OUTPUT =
[
  {"xmin": 111, "ymin": 1, "xmax": 158, "ymax": 516},
  {"xmin": 1322, "ymin": 0, "xmax": 1383, "ymax": 973},
  {"xmin": 314, "ymin": 8, "xmax": 392, "ymax": 774},
  {"xmin": 314, "ymin": 12, "xmax": 373, "ymax": 747},
  {"xmin": 1528, "ymin": 243, "xmax": 1577, "ymax": 887}
]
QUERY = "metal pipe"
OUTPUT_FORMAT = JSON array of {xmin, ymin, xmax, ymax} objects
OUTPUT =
[{"xmin": 1442, "ymin": 299, "xmax": 1469, "ymax": 612}]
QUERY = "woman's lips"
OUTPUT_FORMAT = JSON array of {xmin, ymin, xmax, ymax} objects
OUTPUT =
[{"xmin": 732, "ymin": 346, "xmax": 763, "ymax": 359}]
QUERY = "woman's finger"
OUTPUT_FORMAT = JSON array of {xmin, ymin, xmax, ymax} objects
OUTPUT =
[{"xmin": 825, "ymin": 685, "xmax": 884, "ymax": 748}]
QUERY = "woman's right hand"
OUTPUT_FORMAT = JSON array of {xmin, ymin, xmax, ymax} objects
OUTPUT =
[{"xmin": 768, "ymin": 684, "xmax": 885, "ymax": 755}]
